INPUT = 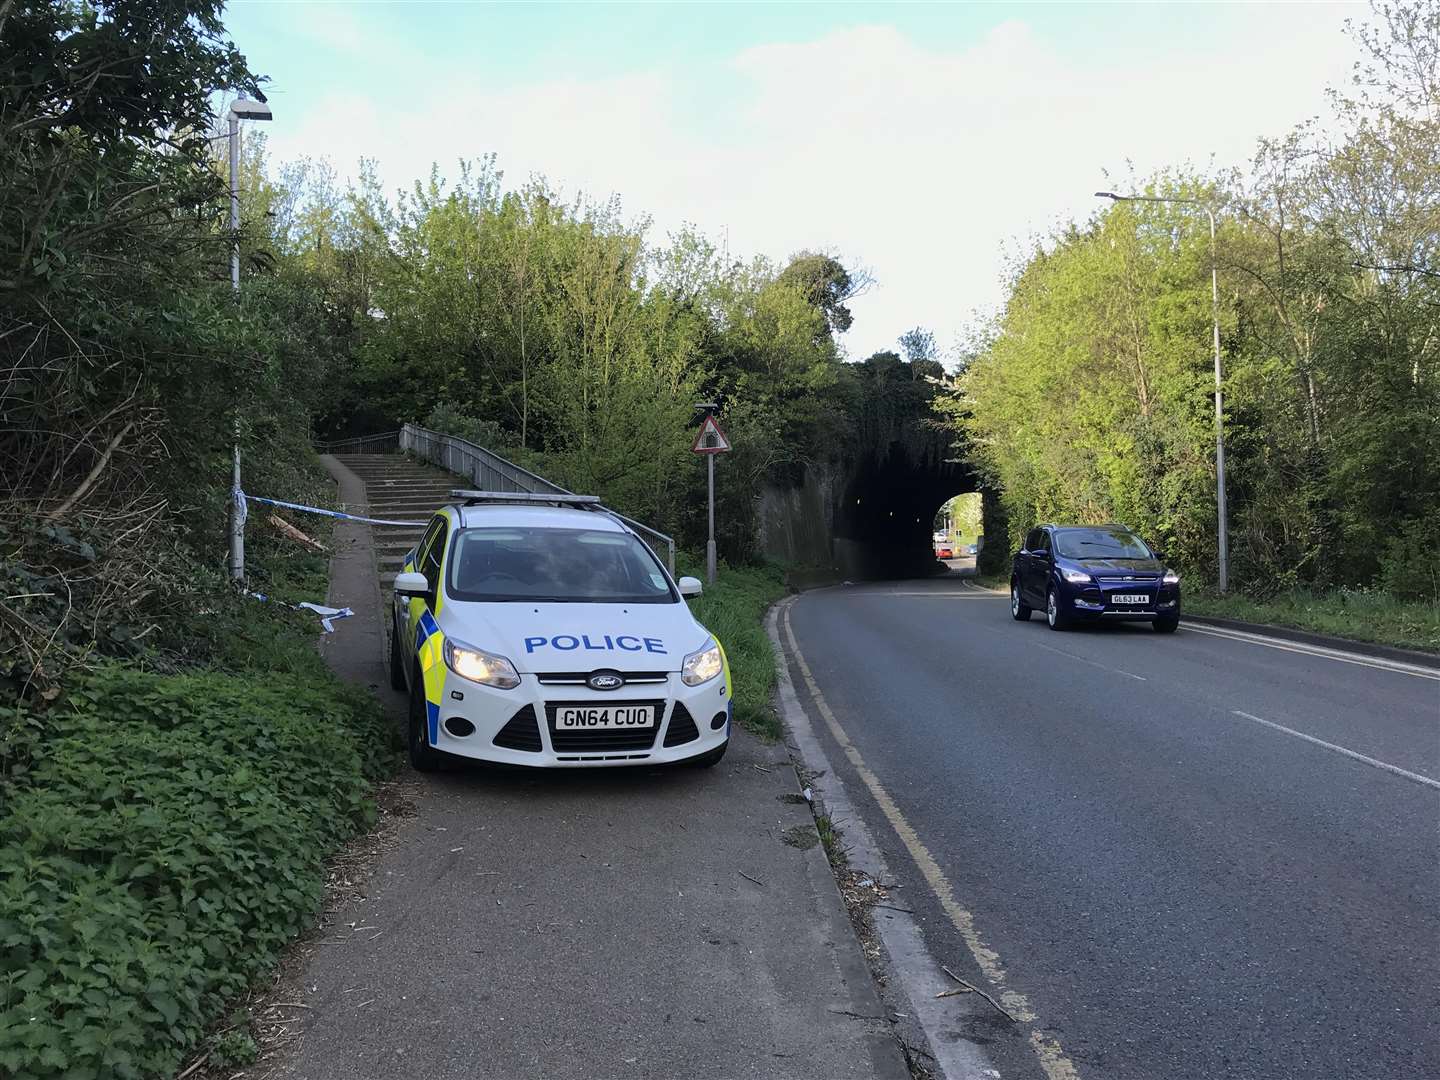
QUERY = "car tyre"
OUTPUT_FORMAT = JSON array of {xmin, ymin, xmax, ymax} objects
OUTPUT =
[
  {"xmin": 1153, "ymin": 615, "xmax": 1180, "ymax": 634},
  {"xmin": 688, "ymin": 740, "xmax": 728, "ymax": 768},
  {"xmin": 1010, "ymin": 580, "xmax": 1032, "ymax": 621},
  {"xmin": 1046, "ymin": 587, "xmax": 1071, "ymax": 631},
  {"xmin": 389, "ymin": 624, "xmax": 408, "ymax": 691},
  {"xmin": 408, "ymin": 672, "xmax": 444, "ymax": 773}
]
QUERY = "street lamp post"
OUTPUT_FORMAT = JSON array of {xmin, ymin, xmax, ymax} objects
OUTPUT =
[
  {"xmin": 227, "ymin": 96, "xmax": 272, "ymax": 581},
  {"xmin": 1095, "ymin": 190, "xmax": 1228, "ymax": 593}
]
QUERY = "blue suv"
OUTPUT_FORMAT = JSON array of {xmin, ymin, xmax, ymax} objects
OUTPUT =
[{"xmin": 1011, "ymin": 524, "xmax": 1181, "ymax": 633}]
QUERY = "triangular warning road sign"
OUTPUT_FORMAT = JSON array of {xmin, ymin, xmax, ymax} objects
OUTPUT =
[{"xmin": 691, "ymin": 414, "xmax": 732, "ymax": 454}]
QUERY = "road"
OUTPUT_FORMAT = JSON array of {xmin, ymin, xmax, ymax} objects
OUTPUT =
[{"xmin": 782, "ymin": 578, "xmax": 1439, "ymax": 1080}]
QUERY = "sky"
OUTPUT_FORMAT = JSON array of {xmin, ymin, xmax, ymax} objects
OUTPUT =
[{"xmin": 225, "ymin": 0, "xmax": 1363, "ymax": 361}]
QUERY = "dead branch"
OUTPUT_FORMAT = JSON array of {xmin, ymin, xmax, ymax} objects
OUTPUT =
[
  {"xmin": 46, "ymin": 420, "xmax": 134, "ymax": 520},
  {"xmin": 267, "ymin": 513, "xmax": 327, "ymax": 552},
  {"xmin": 941, "ymin": 965, "xmax": 1016, "ymax": 1022}
]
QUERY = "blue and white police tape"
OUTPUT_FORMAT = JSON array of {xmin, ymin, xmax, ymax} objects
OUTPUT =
[
  {"xmin": 246, "ymin": 590, "xmax": 355, "ymax": 633},
  {"xmin": 238, "ymin": 491, "xmax": 426, "ymax": 528}
]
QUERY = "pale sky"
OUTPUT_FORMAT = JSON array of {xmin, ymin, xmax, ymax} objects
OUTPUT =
[{"xmin": 227, "ymin": 1, "xmax": 1361, "ymax": 361}]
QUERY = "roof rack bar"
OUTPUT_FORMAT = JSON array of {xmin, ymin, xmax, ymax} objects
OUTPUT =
[{"xmin": 450, "ymin": 489, "xmax": 602, "ymax": 506}]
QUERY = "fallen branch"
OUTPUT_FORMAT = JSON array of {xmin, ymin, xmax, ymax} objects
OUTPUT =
[
  {"xmin": 46, "ymin": 419, "xmax": 134, "ymax": 520},
  {"xmin": 941, "ymin": 965, "xmax": 1016, "ymax": 1022},
  {"xmin": 268, "ymin": 513, "xmax": 327, "ymax": 552},
  {"xmin": 738, "ymin": 870, "xmax": 765, "ymax": 888}
]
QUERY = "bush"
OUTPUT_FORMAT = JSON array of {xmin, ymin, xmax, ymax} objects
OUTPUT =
[
  {"xmin": 1378, "ymin": 512, "xmax": 1440, "ymax": 604},
  {"xmin": 0, "ymin": 663, "xmax": 392, "ymax": 1080}
]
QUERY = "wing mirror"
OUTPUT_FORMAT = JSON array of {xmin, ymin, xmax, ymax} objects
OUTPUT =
[
  {"xmin": 394, "ymin": 571, "xmax": 430, "ymax": 598},
  {"xmin": 676, "ymin": 575, "xmax": 703, "ymax": 598}
]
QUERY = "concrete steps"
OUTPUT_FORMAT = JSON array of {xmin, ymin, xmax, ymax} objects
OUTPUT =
[{"xmin": 332, "ymin": 452, "xmax": 467, "ymax": 597}]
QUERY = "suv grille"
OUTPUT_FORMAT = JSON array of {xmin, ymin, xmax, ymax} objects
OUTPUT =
[
  {"xmin": 663, "ymin": 703, "xmax": 700, "ymax": 747},
  {"xmin": 493, "ymin": 705, "xmax": 542, "ymax": 752},
  {"xmin": 545, "ymin": 699, "xmax": 663, "ymax": 752}
]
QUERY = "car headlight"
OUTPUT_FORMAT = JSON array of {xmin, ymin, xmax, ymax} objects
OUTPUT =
[
  {"xmin": 1163, "ymin": 569, "xmax": 1181, "ymax": 584},
  {"xmin": 443, "ymin": 637, "xmax": 520, "ymax": 689},
  {"xmin": 682, "ymin": 638, "xmax": 723, "ymax": 687},
  {"xmin": 1061, "ymin": 568, "xmax": 1092, "ymax": 584}
]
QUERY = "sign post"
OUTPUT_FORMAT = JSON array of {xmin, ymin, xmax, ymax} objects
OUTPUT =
[{"xmin": 691, "ymin": 406, "xmax": 732, "ymax": 585}]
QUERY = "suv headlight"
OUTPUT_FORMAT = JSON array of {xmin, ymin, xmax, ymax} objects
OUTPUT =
[
  {"xmin": 443, "ymin": 637, "xmax": 520, "ymax": 689},
  {"xmin": 1163, "ymin": 569, "xmax": 1181, "ymax": 584},
  {"xmin": 682, "ymin": 638, "xmax": 723, "ymax": 687},
  {"xmin": 1061, "ymin": 568, "xmax": 1092, "ymax": 584}
]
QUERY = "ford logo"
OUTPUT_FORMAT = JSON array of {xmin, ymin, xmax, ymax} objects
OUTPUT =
[{"xmin": 587, "ymin": 671, "xmax": 624, "ymax": 691}]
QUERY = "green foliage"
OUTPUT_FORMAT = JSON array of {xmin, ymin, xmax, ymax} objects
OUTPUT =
[
  {"xmin": 0, "ymin": 661, "xmax": 392, "ymax": 1080},
  {"xmin": 947, "ymin": 3, "xmax": 1439, "ymax": 596},
  {"xmin": 679, "ymin": 559, "xmax": 787, "ymax": 741},
  {"xmin": 1186, "ymin": 587, "xmax": 1440, "ymax": 653}
]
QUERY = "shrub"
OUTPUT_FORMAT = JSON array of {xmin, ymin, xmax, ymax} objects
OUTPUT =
[{"xmin": 0, "ymin": 664, "xmax": 392, "ymax": 1080}]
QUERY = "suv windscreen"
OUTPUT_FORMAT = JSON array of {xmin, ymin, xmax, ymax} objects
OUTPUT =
[
  {"xmin": 1054, "ymin": 528, "xmax": 1153, "ymax": 560},
  {"xmin": 447, "ymin": 527, "xmax": 677, "ymax": 604}
]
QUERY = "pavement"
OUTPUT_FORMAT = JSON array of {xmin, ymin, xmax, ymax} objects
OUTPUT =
[
  {"xmin": 277, "ymin": 455, "xmax": 909, "ymax": 1080},
  {"xmin": 778, "ymin": 576, "xmax": 1440, "ymax": 1080}
]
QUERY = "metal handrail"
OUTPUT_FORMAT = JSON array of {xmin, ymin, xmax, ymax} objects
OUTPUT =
[
  {"xmin": 399, "ymin": 423, "xmax": 677, "ymax": 574},
  {"xmin": 318, "ymin": 430, "xmax": 401, "ymax": 453}
]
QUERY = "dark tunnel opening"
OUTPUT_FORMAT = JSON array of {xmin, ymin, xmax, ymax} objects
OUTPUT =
[{"xmin": 833, "ymin": 441, "xmax": 978, "ymax": 579}]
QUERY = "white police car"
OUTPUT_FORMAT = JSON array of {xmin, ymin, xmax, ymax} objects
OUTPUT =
[{"xmin": 390, "ymin": 491, "xmax": 731, "ymax": 772}]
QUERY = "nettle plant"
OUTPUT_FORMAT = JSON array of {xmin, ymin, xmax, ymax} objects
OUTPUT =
[{"xmin": 0, "ymin": 665, "xmax": 390, "ymax": 1079}]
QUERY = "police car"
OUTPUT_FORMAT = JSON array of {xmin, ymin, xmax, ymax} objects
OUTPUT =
[{"xmin": 390, "ymin": 491, "xmax": 731, "ymax": 772}]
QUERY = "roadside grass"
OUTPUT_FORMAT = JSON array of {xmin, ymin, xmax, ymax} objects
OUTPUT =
[
  {"xmin": 0, "ymin": 465, "xmax": 397, "ymax": 1080},
  {"xmin": 1185, "ymin": 588, "xmax": 1440, "ymax": 654},
  {"xmin": 677, "ymin": 557, "xmax": 788, "ymax": 741},
  {"xmin": 969, "ymin": 571, "xmax": 1009, "ymax": 591}
]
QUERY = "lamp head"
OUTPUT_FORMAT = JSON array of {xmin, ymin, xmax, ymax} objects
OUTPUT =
[{"xmin": 230, "ymin": 97, "xmax": 272, "ymax": 122}]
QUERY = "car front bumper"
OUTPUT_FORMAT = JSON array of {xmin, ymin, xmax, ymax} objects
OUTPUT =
[
  {"xmin": 1067, "ymin": 582, "xmax": 1181, "ymax": 621},
  {"xmin": 427, "ymin": 668, "xmax": 732, "ymax": 767}
]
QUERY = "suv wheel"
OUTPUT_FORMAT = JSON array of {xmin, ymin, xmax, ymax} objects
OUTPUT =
[
  {"xmin": 408, "ymin": 673, "xmax": 444, "ymax": 772},
  {"xmin": 1046, "ymin": 587, "xmax": 1071, "ymax": 631},
  {"xmin": 1011, "ymin": 580, "xmax": 1032, "ymax": 621},
  {"xmin": 1153, "ymin": 615, "xmax": 1179, "ymax": 634}
]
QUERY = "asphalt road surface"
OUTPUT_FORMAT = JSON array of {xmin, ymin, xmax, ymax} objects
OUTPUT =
[{"xmin": 785, "ymin": 579, "xmax": 1439, "ymax": 1080}]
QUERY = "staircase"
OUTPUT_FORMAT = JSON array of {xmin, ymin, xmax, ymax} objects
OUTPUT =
[{"xmin": 333, "ymin": 453, "xmax": 459, "ymax": 593}]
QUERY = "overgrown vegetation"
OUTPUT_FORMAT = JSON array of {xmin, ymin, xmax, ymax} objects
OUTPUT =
[
  {"xmin": 1, "ymin": 5, "xmax": 396, "ymax": 1077},
  {"xmin": 944, "ymin": 2, "xmax": 1439, "ymax": 611}
]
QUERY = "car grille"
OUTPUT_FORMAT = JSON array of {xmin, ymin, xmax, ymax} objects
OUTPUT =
[
  {"xmin": 535, "ymin": 671, "xmax": 668, "ymax": 686},
  {"xmin": 493, "ymin": 705, "xmax": 542, "ymax": 752},
  {"xmin": 544, "ymin": 699, "xmax": 663, "ymax": 752},
  {"xmin": 663, "ymin": 703, "xmax": 700, "ymax": 747}
]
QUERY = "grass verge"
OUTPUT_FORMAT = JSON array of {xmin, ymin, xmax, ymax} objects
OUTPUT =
[
  {"xmin": 1185, "ymin": 588, "xmax": 1440, "ymax": 654},
  {"xmin": 678, "ymin": 557, "xmax": 787, "ymax": 741},
  {"xmin": 0, "ymin": 471, "xmax": 395, "ymax": 1080}
]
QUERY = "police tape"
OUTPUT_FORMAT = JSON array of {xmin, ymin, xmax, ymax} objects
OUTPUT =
[
  {"xmin": 239, "ymin": 491, "xmax": 426, "ymax": 528},
  {"xmin": 246, "ymin": 590, "xmax": 355, "ymax": 633}
]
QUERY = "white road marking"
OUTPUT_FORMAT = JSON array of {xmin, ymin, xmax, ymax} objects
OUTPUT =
[
  {"xmin": 1184, "ymin": 624, "xmax": 1440, "ymax": 681},
  {"xmin": 1230, "ymin": 710, "xmax": 1440, "ymax": 792},
  {"xmin": 878, "ymin": 591, "xmax": 996, "ymax": 598},
  {"xmin": 1030, "ymin": 640, "xmax": 1148, "ymax": 681},
  {"xmin": 782, "ymin": 602, "xmax": 1084, "ymax": 1080},
  {"xmin": 957, "ymin": 580, "xmax": 1440, "ymax": 682}
]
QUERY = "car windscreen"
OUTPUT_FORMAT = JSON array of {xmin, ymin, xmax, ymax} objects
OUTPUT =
[
  {"xmin": 1054, "ymin": 528, "xmax": 1153, "ymax": 560},
  {"xmin": 446, "ymin": 526, "xmax": 677, "ymax": 604}
]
